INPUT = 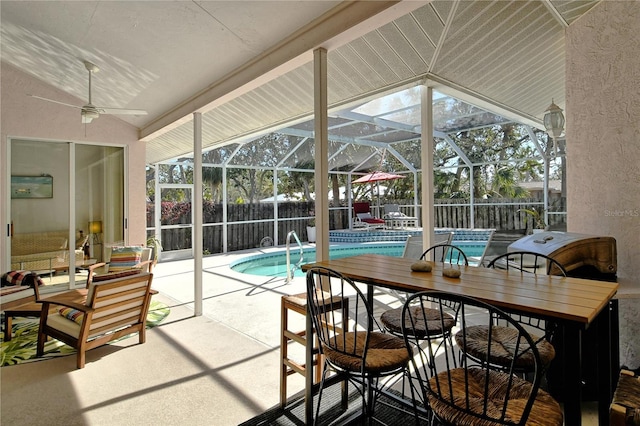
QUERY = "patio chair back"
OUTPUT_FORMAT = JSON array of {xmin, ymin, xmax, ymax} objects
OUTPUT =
[
  {"xmin": 402, "ymin": 233, "xmax": 453, "ymax": 259},
  {"xmin": 457, "ymin": 251, "xmax": 568, "ymax": 375},
  {"xmin": 487, "ymin": 251, "xmax": 567, "ymax": 276},
  {"xmin": 421, "ymin": 243, "xmax": 468, "ymax": 265},
  {"xmin": 383, "ymin": 204, "xmax": 401, "ymax": 215},
  {"xmin": 353, "ymin": 201, "xmax": 372, "ymax": 216}
]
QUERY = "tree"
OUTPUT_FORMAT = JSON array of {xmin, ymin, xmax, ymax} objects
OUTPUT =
[
  {"xmin": 433, "ymin": 121, "xmax": 549, "ymax": 199},
  {"xmin": 285, "ymin": 159, "xmax": 314, "ymax": 200},
  {"xmin": 202, "ymin": 148, "xmax": 231, "ymax": 202}
]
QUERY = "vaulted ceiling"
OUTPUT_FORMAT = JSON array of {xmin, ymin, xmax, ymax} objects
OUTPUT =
[{"xmin": 1, "ymin": 1, "xmax": 600, "ymax": 164}]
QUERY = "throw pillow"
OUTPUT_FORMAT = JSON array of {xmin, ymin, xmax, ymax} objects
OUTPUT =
[
  {"xmin": 58, "ymin": 307, "xmax": 84, "ymax": 325},
  {"xmin": 1, "ymin": 270, "xmax": 44, "ymax": 288},
  {"xmin": 108, "ymin": 246, "xmax": 144, "ymax": 272},
  {"xmin": 1, "ymin": 270, "xmax": 29, "ymax": 287}
]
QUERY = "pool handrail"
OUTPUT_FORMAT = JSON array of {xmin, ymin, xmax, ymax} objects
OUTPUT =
[{"xmin": 285, "ymin": 231, "xmax": 304, "ymax": 283}]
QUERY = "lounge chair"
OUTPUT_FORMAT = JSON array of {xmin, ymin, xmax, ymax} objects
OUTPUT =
[
  {"xmin": 401, "ymin": 232, "xmax": 454, "ymax": 259},
  {"xmin": 382, "ymin": 204, "xmax": 418, "ymax": 228},
  {"xmin": 464, "ymin": 228, "xmax": 496, "ymax": 267},
  {"xmin": 352, "ymin": 201, "xmax": 385, "ymax": 230}
]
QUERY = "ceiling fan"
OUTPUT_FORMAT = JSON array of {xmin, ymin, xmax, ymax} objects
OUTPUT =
[{"xmin": 29, "ymin": 60, "xmax": 148, "ymax": 124}]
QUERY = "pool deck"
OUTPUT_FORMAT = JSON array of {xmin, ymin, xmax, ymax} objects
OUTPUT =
[
  {"xmin": 151, "ymin": 244, "xmax": 324, "ymax": 349},
  {"xmin": 149, "ymin": 242, "xmax": 422, "ymax": 360},
  {"xmin": 148, "ymin": 244, "xmax": 393, "ymax": 407}
]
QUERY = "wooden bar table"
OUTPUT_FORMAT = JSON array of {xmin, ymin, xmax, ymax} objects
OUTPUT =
[{"xmin": 301, "ymin": 254, "xmax": 619, "ymax": 426}]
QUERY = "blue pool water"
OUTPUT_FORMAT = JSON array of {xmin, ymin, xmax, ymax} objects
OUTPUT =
[{"xmin": 230, "ymin": 242, "xmax": 486, "ymax": 278}]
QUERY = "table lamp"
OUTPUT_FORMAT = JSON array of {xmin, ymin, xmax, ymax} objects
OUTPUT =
[{"xmin": 89, "ymin": 220, "xmax": 102, "ymax": 244}]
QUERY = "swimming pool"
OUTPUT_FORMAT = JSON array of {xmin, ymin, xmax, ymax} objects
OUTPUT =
[{"xmin": 230, "ymin": 242, "xmax": 487, "ymax": 278}]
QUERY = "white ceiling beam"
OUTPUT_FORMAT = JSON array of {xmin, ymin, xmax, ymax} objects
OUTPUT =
[{"xmin": 542, "ymin": 0, "xmax": 569, "ymax": 28}]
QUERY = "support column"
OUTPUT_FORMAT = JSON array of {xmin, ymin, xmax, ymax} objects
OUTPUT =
[
  {"xmin": 421, "ymin": 85, "xmax": 435, "ymax": 248},
  {"xmin": 314, "ymin": 48, "xmax": 329, "ymax": 262},
  {"xmin": 193, "ymin": 112, "xmax": 203, "ymax": 316}
]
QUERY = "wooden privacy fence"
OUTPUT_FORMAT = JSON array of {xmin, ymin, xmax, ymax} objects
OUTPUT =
[{"xmin": 148, "ymin": 198, "xmax": 566, "ymax": 254}]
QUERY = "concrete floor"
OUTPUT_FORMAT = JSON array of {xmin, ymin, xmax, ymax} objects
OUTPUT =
[{"xmin": 3, "ymin": 244, "xmax": 600, "ymax": 425}]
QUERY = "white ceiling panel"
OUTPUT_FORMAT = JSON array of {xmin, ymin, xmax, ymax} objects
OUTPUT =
[{"xmin": 1, "ymin": 0, "xmax": 603, "ymax": 164}]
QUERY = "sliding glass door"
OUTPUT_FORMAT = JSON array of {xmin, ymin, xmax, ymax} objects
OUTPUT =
[
  {"xmin": 9, "ymin": 139, "xmax": 124, "ymax": 291},
  {"xmin": 76, "ymin": 145, "xmax": 125, "ymax": 263}
]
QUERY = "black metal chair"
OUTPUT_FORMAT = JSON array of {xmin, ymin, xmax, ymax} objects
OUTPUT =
[
  {"xmin": 378, "ymin": 244, "xmax": 468, "ymax": 409},
  {"xmin": 487, "ymin": 250, "xmax": 567, "ymax": 276},
  {"xmin": 401, "ymin": 291, "xmax": 564, "ymax": 425},
  {"xmin": 306, "ymin": 266, "xmax": 410, "ymax": 425},
  {"xmin": 456, "ymin": 251, "xmax": 568, "ymax": 375},
  {"xmin": 380, "ymin": 244, "xmax": 468, "ymax": 338}
]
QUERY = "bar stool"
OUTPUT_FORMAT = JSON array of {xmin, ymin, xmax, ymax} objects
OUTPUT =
[{"xmin": 280, "ymin": 292, "xmax": 347, "ymax": 408}]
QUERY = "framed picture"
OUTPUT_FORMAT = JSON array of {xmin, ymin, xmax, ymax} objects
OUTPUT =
[{"xmin": 11, "ymin": 175, "xmax": 53, "ymax": 199}]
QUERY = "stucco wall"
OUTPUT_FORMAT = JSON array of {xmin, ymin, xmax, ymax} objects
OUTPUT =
[
  {"xmin": 566, "ymin": 1, "xmax": 640, "ymax": 368},
  {"xmin": 1, "ymin": 62, "xmax": 147, "ymax": 271}
]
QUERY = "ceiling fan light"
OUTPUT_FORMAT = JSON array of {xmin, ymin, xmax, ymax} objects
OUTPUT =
[
  {"xmin": 81, "ymin": 110, "xmax": 99, "ymax": 123},
  {"xmin": 82, "ymin": 110, "xmax": 100, "ymax": 119}
]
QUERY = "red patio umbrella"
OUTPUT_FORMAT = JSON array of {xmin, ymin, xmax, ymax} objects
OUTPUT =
[
  {"xmin": 352, "ymin": 171, "xmax": 405, "ymax": 184},
  {"xmin": 352, "ymin": 171, "xmax": 405, "ymax": 213}
]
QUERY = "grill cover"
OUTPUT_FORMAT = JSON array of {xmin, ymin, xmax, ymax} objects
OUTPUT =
[{"xmin": 508, "ymin": 231, "xmax": 617, "ymax": 275}]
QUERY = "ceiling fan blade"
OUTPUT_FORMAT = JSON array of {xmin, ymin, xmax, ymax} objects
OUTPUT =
[
  {"xmin": 28, "ymin": 94, "xmax": 82, "ymax": 110},
  {"xmin": 30, "ymin": 61, "xmax": 147, "ymax": 123},
  {"xmin": 98, "ymin": 107, "xmax": 148, "ymax": 116}
]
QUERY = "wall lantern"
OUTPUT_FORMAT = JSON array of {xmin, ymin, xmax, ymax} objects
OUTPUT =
[{"xmin": 543, "ymin": 99, "xmax": 565, "ymax": 155}]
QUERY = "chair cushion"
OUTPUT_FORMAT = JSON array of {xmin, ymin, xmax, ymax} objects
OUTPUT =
[
  {"xmin": 47, "ymin": 313, "xmax": 82, "ymax": 338},
  {"xmin": 322, "ymin": 331, "xmax": 410, "ymax": 374},
  {"xmin": 58, "ymin": 307, "xmax": 84, "ymax": 324},
  {"xmin": 455, "ymin": 325, "xmax": 556, "ymax": 370},
  {"xmin": 353, "ymin": 202, "xmax": 372, "ymax": 214},
  {"xmin": 381, "ymin": 305, "xmax": 455, "ymax": 338},
  {"xmin": 428, "ymin": 367, "xmax": 563, "ymax": 425},
  {"xmin": 385, "ymin": 211, "xmax": 406, "ymax": 218},
  {"xmin": 356, "ymin": 213, "xmax": 385, "ymax": 224},
  {"xmin": 109, "ymin": 246, "xmax": 144, "ymax": 272}
]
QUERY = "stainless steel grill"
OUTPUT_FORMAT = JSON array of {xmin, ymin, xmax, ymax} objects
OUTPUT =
[
  {"xmin": 508, "ymin": 231, "xmax": 617, "ymax": 280},
  {"xmin": 509, "ymin": 231, "xmax": 619, "ymax": 403}
]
